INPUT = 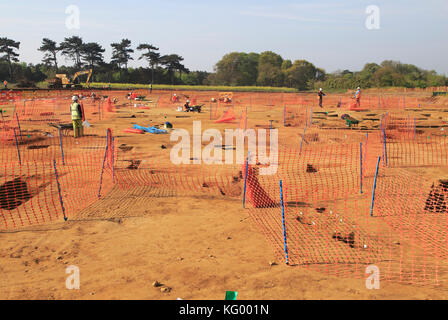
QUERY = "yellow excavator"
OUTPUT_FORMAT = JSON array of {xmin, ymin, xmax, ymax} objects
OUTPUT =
[{"xmin": 48, "ymin": 69, "xmax": 93, "ymax": 89}]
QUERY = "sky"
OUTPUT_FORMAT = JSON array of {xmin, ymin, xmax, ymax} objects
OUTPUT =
[{"xmin": 1, "ymin": 0, "xmax": 448, "ymax": 74}]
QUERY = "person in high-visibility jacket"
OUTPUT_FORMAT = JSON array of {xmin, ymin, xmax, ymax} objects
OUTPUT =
[
  {"xmin": 353, "ymin": 87, "xmax": 361, "ymax": 107},
  {"xmin": 3, "ymin": 80, "xmax": 7, "ymax": 89},
  {"xmin": 71, "ymin": 95, "xmax": 85, "ymax": 138}
]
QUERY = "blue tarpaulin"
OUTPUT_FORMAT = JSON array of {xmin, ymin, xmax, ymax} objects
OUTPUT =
[{"xmin": 132, "ymin": 124, "xmax": 168, "ymax": 134}]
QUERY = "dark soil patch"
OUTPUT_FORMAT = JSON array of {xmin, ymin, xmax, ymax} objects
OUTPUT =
[
  {"xmin": 127, "ymin": 160, "xmax": 141, "ymax": 170},
  {"xmin": 0, "ymin": 178, "xmax": 32, "ymax": 210},
  {"xmin": 118, "ymin": 145, "xmax": 133, "ymax": 152},
  {"xmin": 425, "ymin": 180, "xmax": 448, "ymax": 213},
  {"xmin": 27, "ymin": 145, "xmax": 49, "ymax": 150},
  {"xmin": 332, "ymin": 232, "xmax": 355, "ymax": 248}
]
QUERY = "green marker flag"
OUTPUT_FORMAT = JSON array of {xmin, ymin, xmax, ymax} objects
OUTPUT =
[{"xmin": 225, "ymin": 291, "xmax": 238, "ymax": 300}]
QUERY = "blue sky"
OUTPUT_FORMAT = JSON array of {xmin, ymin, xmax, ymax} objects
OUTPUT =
[{"xmin": 2, "ymin": 0, "xmax": 448, "ymax": 74}]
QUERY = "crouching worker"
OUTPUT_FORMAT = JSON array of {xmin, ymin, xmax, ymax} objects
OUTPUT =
[
  {"xmin": 184, "ymin": 99, "xmax": 191, "ymax": 112},
  {"xmin": 71, "ymin": 95, "xmax": 85, "ymax": 138}
]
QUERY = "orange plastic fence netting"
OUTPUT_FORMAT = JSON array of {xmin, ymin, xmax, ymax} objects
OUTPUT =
[
  {"xmin": 214, "ymin": 109, "xmax": 236, "ymax": 123},
  {"xmin": 311, "ymin": 94, "xmax": 443, "ymax": 110},
  {"xmin": 242, "ymin": 140, "xmax": 448, "ymax": 286},
  {"xmin": 13, "ymin": 97, "xmax": 115, "ymax": 124},
  {"xmin": 373, "ymin": 167, "xmax": 448, "ymax": 260},
  {"xmin": 284, "ymin": 105, "xmax": 313, "ymax": 127},
  {"xmin": 2, "ymin": 89, "xmax": 448, "ymax": 288},
  {"xmin": 0, "ymin": 127, "xmax": 114, "ymax": 230},
  {"xmin": 113, "ymin": 143, "xmax": 243, "ymax": 198}
]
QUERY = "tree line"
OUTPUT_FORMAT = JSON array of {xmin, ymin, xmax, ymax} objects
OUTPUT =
[
  {"xmin": 0, "ymin": 36, "xmax": 447, "ymax": 90},
  {"xmin": 0, "ymin": 36, "xmax": 202, "ymax": 86},
  {"xmin": 209, "ymin": 51, "xmax": 448, "ymax": 90}
]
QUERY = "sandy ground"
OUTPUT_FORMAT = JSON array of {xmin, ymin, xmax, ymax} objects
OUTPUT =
[
  {"xmin": 2, "ymin": 195, "xmax": 447, "ymax": 300},
  {"xmin": 1, "ymin": 90, "xmax": 448, "ymax": 300}
]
